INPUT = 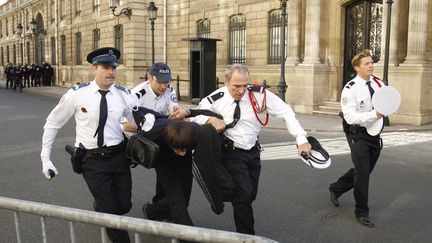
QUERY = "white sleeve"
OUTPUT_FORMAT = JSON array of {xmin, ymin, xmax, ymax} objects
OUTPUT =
[
  {"xmin": 41, "ymin": 90, "xmax": 75, "ymax": 163},
  {"xmin": 167, "ymin": 89, "xmax": 179, "ymax": 114},
  {"xmin": 187, "ymin": 97, "xmax": 212, "ymax": 125},
  {"xmin": 265, "ymin": 91, "xmax": 308, "ymax": 145}
]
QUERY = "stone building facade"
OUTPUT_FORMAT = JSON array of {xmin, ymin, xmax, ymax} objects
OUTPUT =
[{"xmin": 1, "ymin": 0, "xmax": 431, "ymax": 125}]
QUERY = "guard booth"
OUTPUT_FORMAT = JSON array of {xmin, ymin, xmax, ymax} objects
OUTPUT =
[{"xmin": 184, "ymin": 38, "xmax": 221, "ymax": 103}]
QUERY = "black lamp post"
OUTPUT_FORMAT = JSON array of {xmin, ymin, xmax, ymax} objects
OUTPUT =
[
  {"xmin": 382, "ymin": 0, "xmax": 393, "ymax": 86},
  {"xmin": 278, "ymin": 0, "xmax": 288, "ymax": 101},
  {"xmin": 108, "ymin": 0, "xmax": 132, "ymax": 19},
  {"xmin": 147, "ymin": 1, "xmax": 158, "ymax": 65}
]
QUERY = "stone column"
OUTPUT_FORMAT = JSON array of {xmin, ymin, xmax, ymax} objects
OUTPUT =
[
  {"xmin": 302, "ymin": 0, "xmax": 321, "ymax": 64},
  {"xmin": 286, "ymin": 0, "xmax": 301, "ymax": 65},
  {"xmin": 404, "ymin": 0, "xmax": 428, "ymax": 64},
  {"xmin": 379, "ymin": 0, "xmax": 399, "ymax": 65}
]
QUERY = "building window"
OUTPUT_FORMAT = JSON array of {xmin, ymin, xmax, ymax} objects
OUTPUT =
[
  {"xmin": 197, "ymin": 19, "xmax": 211, "ymax": 38},
  {"xmin": 61, "ymin": 35, "xmax": 67, "ymax": 65},
  {"xmin": 12, "ymin": 17, "xmax": 15, "ymax": 34},
  {"xmin": 229, "ymin": 14, "xmax": 246, "ymax": 64},
  {"xmin": 268, "ymin": 9, "xmax": 287, "ymax": 64},
  {"xmin": 26, "ymin": 42, "xmax": 31, "ymax": 64},
  {"xmin": 51, "ymin": 37, "xmax": 56, "ymax": 65},
  {"xmin": 51, "ymin": 0, "xmax": 55, "ymax": 23},
  {"xmin": 114, "ymin": 25, "xmax": 123, "ymax": 64},
  {"xmin": 20, "ymin": 43, "xmax": 24, "ymax": 64},
  {"xmin": 6, "ymin": 19, "xmax": 8, "ymax": 36},
  {"xmin": 13, "ymin": 45, "xmax": 16, "ymax": 65},
  {"xmin": 6, "ymin": 46, "xmax": 10, "ymax": 63},
  {"xmin": 93, "ymin": 29, "xmax": 100, "ymax": 50},
  {"xmin": 0, "ymin": 21, "xmax": 2, "ymax": 38},
  {"xmin": 60, "ymin": 1, "xmax": 66, "ymax": 20},
  {"xmin": 1, "ymin": 47, "xmax": 4, "ymax": 66},
  {"xmin": 94, "ymin": 0, "xmax": 100, "ymax": 12},
  {"xmin": 75, "ymin": 33, "xmax": 82, "ymax": 65},
  {"xmin": 76, "ymin": 0, "xmax": 81, "ymax": 16}
]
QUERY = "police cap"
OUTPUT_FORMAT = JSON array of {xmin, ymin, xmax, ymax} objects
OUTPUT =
[
  {"xmin": 298, "ymin": 136, "xmax": 331, "ymax": 169},
  {"xmin": 149, "ymin": 62, "xmax": 172, "ymax": 83},
  {"xmin": 86, "ymin": 47, "xmax": 121, "ymax": 67}
]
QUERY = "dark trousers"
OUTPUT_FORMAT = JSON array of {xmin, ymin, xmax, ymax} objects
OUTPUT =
[
  {"xmin": 81, "ymin": 151, "xmax": 132, "ymax": 243},
  {"xmin": 148, "ymin": 147, "xmax": 194, "ymax": 226},
  {"xmin": 222, "ymin": 146, "xmax": 261, "ymax": 235},
  {"xmin": 331, "ymin": 133, "xmax": 382, "ymax": 217}
]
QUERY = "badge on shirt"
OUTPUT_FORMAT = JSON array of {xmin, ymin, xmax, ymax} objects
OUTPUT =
[
  {"xmin": 170, "ymin": 93, "xmax": 178, "ymax": 103},
  {"xmin": 342, "ymin": 97, "xmax": 348, "ymax": 106}
]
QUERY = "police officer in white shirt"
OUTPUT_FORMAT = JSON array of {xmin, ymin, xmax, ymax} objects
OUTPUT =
[
  {"xmin": 189, "ymin": 64, "xmax": 311, "ymax": 235},
  {"xmin": 329, "ymin": 50, "xmax": 384, "ymax": 228},
  {"xmin": 40, "ymin": 47, "xmax": 136, "ymax": 243},
  {"xmin": 132, "ymin": 62, "xmax": 179, "ymax": 115}
]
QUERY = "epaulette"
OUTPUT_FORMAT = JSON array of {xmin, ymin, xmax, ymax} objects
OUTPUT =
[
  {"xmin": 115, "ymin": 84, "xmax": 131, "ymax": 94},
  {"xmin": 344, "ymin": 81, "xmax": 355, "ymax": 89},
  {"xmin": 206, "ymin": 91, "xmax": 224, "ymax": 104},
  {"xmin": 72, "ymin": 82, "xmax": 90, "ymax": 91},
  {"xmin": 166, "ymin": 86, "xmax": 174, "ymax": 92},
  {"xmin": 135, "ymin": 88, "xmax": 146, "ymax": 99},
  {"xmin": 247, "ymin": 84, "xmax": 265, "ymax": 93}
]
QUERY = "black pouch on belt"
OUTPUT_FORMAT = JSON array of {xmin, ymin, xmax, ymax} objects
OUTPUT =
[{"xmin": 65, "ymin": 144, "xmax": 85, "ymax": 174}]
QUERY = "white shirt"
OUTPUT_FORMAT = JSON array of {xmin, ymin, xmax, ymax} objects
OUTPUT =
[
  {"xmin": 341, "ymin": 75, "xmax": 384, "ymax": 126},
  {"xmin": 42, "ymin": 81, "xmax": 136, "ymax": 149},
  {"xmin": 190, "ymin": 86, "xmax": 308, "ymax": 150},
  {"xmin": 132, "ymin": 80, "xmax": 178, "ymax": 114}
]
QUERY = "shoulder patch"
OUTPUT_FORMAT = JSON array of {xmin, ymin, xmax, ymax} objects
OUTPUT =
[
  {"xmin": 167, "ymin": 86, "xmax": 174, "ymax": 92},
  {"xmin": 247, "ymin": 84, "xmax": 265, "ymax": 93},
  {"xmin": 170, "ymin": 93, "xmax": 178, "ymax": 103},
  {"xmin": 115, "ymin": 84, "xmax": 131, "ymax": 94},
  {"xmin": 135, "ymin": 88, "xmax": 146, "ymax": 99},
  {"xmin": 207, "ymin": 92, "xmax": 224, "ymax": 104},
  {"xmin": 72, "ymin": 82, "xmax": 90, "ymax": 91},
  {"xmin": 344, "ymin": 81, "xmax": 355, "ymax": 89}
]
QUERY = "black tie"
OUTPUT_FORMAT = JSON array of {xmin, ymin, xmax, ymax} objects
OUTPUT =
[
  {"xmin": 366, "ymin": 81, "xmax": 375, "ymax": 98},
  {"xmin": 95, "ymin": 90, "xmax": 109, "ymax": 148},
  {"xmin": 225, "ymin": 100, "xmax": 241, "ymax": 129}
]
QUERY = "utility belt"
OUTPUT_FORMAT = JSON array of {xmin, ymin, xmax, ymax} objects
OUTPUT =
[
  {"xmin": 85, "ymin": 142, "xmax": 125, "ymax": 159},
  {"xmin": 65, "ymin": 142, "xmax": 125, "ymax": 174},
  {"xmin": 340, "ymin": 112, "xmax": 368, "ymax": 135},
  {"xmin": 222, "ymin": 136, "xmax": 261, "ymax": 153}
]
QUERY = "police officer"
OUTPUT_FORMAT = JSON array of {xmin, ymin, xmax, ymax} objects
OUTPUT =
[
  {"xmin": 189, "ymin": 64, "xmax": 312, "ymax": 235},
  {"xmin": 329, "ymin": 50, "xmax": 384, "ymax": 228},
  {"xmin": 40, "ymin": 47, "xmax": 136, "ymax": 242}
]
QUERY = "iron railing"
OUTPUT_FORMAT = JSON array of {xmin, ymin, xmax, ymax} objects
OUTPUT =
[{"xmin": 0, "ymin": 196, "xmax": 279, "ymax": 243}]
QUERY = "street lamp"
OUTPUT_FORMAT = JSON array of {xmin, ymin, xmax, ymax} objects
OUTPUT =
[
  {"xmin": 108, "ymin": 0, "xmax": 132, "ymax": 19},
  {"xmin": 16, "ymin": 18, "xmax": 37, "ymax": 39},
  {"xmin": 277, "ymin": 0, "xmax": 288, "ymax": 101},
  {"xmin": 382, "ymin": 0, "xmax": 393, "ymax": 86},
  {"xmin": 147, "ymin": 1, "xmax": 158, "ymax": 64}
]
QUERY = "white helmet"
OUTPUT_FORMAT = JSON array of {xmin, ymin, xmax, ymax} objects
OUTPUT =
[{"xmin": 299, "ymin": 136, "xmax": 331, "ymax": 169}]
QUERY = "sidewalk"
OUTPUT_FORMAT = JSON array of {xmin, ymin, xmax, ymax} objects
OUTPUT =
[{"xmin": 2, "ymin": 80, "xmax": 431, "ymax": 132}]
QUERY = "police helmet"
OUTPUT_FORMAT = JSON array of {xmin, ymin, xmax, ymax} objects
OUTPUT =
[{"xmin": 298, "ymin": 136, "xmax": 331, "ymax": 169}]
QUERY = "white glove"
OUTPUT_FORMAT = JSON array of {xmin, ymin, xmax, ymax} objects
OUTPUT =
[{"xmin": 42, "ymin": 159, "xmax": 58, "ymax": 179}]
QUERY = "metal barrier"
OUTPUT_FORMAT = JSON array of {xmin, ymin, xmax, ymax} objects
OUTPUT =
[{"xmin": 0, "ymin": 196, "xmax": 279, "ymax": 243}]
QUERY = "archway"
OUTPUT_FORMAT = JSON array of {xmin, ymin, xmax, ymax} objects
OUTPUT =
[
  {"xmin": 343, "ymin": 0, "xmax": 383, "ymax": 86},
  {"xmin": 34, "ymin": 13, "xmax": 45, "ymax": 65}
]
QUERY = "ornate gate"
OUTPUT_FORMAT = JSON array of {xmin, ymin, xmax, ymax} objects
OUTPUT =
[{"xmin": 343, "ymin": 0, "xmax": 383, "ymax": 86}]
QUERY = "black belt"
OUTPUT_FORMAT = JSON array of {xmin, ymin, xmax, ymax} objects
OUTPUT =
[
  {"xmin": 222, "ymin": 137, "xmax": 260, "ymax": 153},
  {"xmin": 85, "ymin": 142, "xmax": 125, "ymax": 159}
]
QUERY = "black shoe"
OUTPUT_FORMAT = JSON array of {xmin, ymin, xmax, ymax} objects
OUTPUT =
[
  {"xmin": 93, "ymin": 201, "xmax": 101, "ymax": 212},
  {"xmin": 142, "ymin": 202, "xmax": 150, "ymax": 219},
  {"xmin": 329, "ymin": 186, "xmax": 339, "ymax": 207},
  {"xmin": 356, "ymin": 216, "xmax": 375, "ymax": 228}
]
